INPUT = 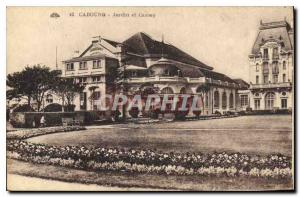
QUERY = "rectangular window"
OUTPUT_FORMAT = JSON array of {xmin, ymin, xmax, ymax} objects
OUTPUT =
[
  {"xmin": 240, "ymin": 95, "xmax": 248, "ymax": 107},
  {"xmin": 80, "ymin": 92, "xmax": 87, "ymax": 110},
  {"xmin": 205, "ymin": 94, "xmax": 209, "ymax": 108},
  {"xmin": 281, "ymin": 99, "xmax": 287, "ymax": 109},
  {"xmin": 254, "ymin": 99, "xmax": 260, "ymax": 110},
  {"xmin": 93, "ymin": 91, "xmax": 101, "ymax": 100},
  {"xmin": 79, "ymin": 62, "xmax": 87, "ymax": 70},
  {"xmin": 263, "ymin": 75, "xmax": 268, "ymax": 84},
  {"xmin": 132, "ymin": 71, "xmax": 138, "ymax": 77},
  {"xmin": 283, "ymin": 74, "xmax": 286, "ymax": 82},
  {"xmin": 263, "ymin": 48, "xmax": 268, "ymax": 59},
  {"xmin": 273, "ymin": 75, "xmax": 278, "ymax": 83},
  {"xmin": 164, "ymin": 69, "xmax": 170, "ymax": 76},
  {"xmin": 273, "ymin": 47, "xmax": 278, "ymax": 58},
  {"xmin": 256, "ymin": 64, "xmax": 259, "ymax": 72},
  {"xmin": 256, "ymin": 75, "xmax": 259, "ymax": 84},
  {"xmin": 92, "ymin": 76, "xmax": 101, "ymax": 82},
  {"xmin": 93, "ymin": 60, "xmax": 101, "ymax": 69},
  {"xmin": 66, "ymin": 63, "xmax": 74, "ymax": 71},
  {"xmin": 78, "ymin": 77, "xmax": 87, "ymax": 83},
  {"xmin": 272, "ymin": 62, "xmax": 279, "ymax": 74},
  {"xmin": 263, "ymin": 63, "xmax": 269, "ymax": 74}
]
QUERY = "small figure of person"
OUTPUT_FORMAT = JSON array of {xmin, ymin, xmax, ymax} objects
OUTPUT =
[{"xmin": 40, "ymin": 115, "xmax": 45, "ymax": 127}]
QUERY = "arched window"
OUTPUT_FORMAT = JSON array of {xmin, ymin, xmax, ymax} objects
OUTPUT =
[
  {"xmin": 222, "ymin": 92, "xmax": 227, "ymax": 109},
  {"xmin": 179, "ymin": 87, "xmax": 186, "ymax": 94},
  {"xmin": 283, "ymin": 74, "xmax": 286, "ymax": 82},
  {"xmin": 256, "ymin": 75, "xmax": 259, "ymax": 84},
  {"xmin": 229, "ymin": 93, "xmax": 234, "ymax": 109},
  {"xmin": 161, "ymin": 87, "xmax": 174, "ymax": 94},
  {"xmin": 214, "ymin": 91, "xmax": 219, "ymax": 108},
  {"xmin": 265, "ymin": 92, "xmax": 275, "ymax": 109},
  {"xmin": 256, "ymin": 63, "xmax": 259, "ymax": 72}
]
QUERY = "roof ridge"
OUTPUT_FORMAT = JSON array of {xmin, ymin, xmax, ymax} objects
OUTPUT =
[{"xmin": 137, "ymin": 32, "xmax": 151, "ymax": 54}]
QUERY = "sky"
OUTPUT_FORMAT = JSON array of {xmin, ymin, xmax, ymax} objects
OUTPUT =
[{"xmin": 7, "ymin": 7, "xmax": 293, "ymax": 81}]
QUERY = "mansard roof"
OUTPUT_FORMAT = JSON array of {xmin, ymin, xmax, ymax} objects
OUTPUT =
[
  {"xmin": 150, "ymin": 58, "xmax": 205, "ymax": 78},
  {"xmin": 122, "ymin": 32, "xmax": 213, "ymax": 70},
  {"xmin": 251, "ymin": 20, "xmax": 294, "ymax": 54}
]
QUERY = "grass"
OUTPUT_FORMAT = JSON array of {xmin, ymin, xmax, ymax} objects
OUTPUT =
[
  {"xmin": 7, "ymin": 159, "xmax": 293, "ymax": 191},
  {"xmin": 27, "ymin": 115, "xmax": 293, "ymax": 156},
  {"xmin": 9, "ymin": 115, "xmax": 293, "ymax": 191}
]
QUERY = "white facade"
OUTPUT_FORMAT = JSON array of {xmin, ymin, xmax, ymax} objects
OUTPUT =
[{"xmin": 248, "ymin": 20, "xmax": 293, "ymax": 111}]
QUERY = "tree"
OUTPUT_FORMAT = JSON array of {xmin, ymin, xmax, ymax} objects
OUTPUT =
[
  {"xmin": 88, "ymin": 85, "xmax": 98, "ymax": 110},
  {"xmin": 7, "ymin": 65, "xmax": 60, "ymax": 111},
  {"xmin": 52, "ymin": 78, "xmax": 85, "ymax": 111}
]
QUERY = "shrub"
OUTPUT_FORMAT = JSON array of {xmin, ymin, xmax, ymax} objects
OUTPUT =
[
  {"xmin": 246, "ymin": 107, "xmax": 252, "ymax": 112},
  {"xmin": 13, "ymin": 105, "xmax": 34, "ymax": 112},
  {"xmin": 44, "ymin": 103, "xmax": 62, "ymax": 112},
  {"xmin": 214, "ymin": 110, "xmax": 222, "ymax": 116},
  {"xmin": 192, "ymin": 110, "xmax": 201, "ymax": 118},
  {"xmin": 63, "ymin": 104, "xmax": 75, "ymax": 112},
  {"xmin": 175, "ymin": 111, "xmax": 188, "ymax": 120},
  {"xmin": 129, "ymin": 107, "xmax": 139, "ymax": 118}
]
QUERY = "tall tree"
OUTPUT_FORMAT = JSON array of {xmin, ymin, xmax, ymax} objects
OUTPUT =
[
  {"xmin": 52, "ymin": 78, "xmax": 85, "ymax": 111},
  {"xmin": 7, "ymin": 65, "xmax": 60, "ymax": 111}
]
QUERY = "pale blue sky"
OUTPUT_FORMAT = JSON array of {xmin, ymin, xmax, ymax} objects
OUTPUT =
[{"xmin": 7, "ymin": 7, "xmax": 293, "ymax": 81}]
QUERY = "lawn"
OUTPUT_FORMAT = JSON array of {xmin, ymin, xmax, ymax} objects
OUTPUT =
[{"xmin": 27, "ymin": 115, "xmax": 293, "ymax": 156}]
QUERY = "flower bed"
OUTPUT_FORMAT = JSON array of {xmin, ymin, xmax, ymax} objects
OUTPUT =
[
  {"xmin": 6, "ymin": 126, "xmax": 86, "ymax": 140},
  {"xmin": 7, "ymin": 140, "xmax": 292, "ymax": 178}
]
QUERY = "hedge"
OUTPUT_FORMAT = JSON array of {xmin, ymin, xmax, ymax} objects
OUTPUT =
[{"xmin": 9, "ymin": 111, "xmax": 114, "ymax": 128}]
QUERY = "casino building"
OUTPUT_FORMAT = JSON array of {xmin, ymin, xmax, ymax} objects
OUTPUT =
[
  {"xmin": 248, "ymin": 20, "xmax": 294, "ymax": 111},
  {"xmin": 62, "ymin": 32, "xmax": 241, "ymax": 117}
]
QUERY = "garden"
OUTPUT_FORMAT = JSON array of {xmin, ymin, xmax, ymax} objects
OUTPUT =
[{"xmin": 7, "ymin": 115, "xmax": 293, "ymax": 190}]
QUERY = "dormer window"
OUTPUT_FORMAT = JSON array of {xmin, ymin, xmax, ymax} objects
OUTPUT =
[
  {"xmin": 273, "ymin": 47, "xmax": 279, "ymax": 59},
  {"xmin": 164, "ymin": 69, "xmax": 170, "ymax": 76},
  {"xmin": 149, "ymin": 70, "xmax": 155, "ymax": 76},
  {"xmin": 131, "ymin": 71, "xmax": 138, "ymax": 77}
]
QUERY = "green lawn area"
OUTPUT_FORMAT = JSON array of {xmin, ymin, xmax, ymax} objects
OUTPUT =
[{"xmin": 27, "ymin": 115, "xmax": 293, "ymax": 156}]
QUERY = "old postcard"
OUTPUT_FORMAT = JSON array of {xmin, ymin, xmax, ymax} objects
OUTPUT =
[{"xmin": 6, "ymin": 7, "xmax": 294, "ymax": 191}]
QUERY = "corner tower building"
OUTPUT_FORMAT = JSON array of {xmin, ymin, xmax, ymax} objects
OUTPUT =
[{"xmin": 248, "ymin": 20, "xmax": 294, "ymax": 111}]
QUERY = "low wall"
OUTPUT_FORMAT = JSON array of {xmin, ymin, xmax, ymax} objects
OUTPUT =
[{"xmin": 9, "ymin": 111, "xmax": 114, "ymax": 128}]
